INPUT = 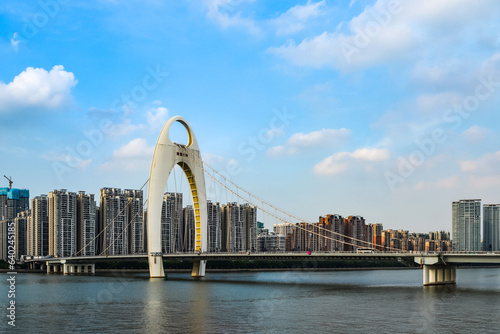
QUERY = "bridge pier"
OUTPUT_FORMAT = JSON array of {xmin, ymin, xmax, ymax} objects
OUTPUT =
[
  {"xmin": 62, "ymin": 263, "xmax": 95, "ymax": 275},
  {"xmin": 191, "ymin": 260, "xmax": 206, "ymax": 277},
  {"xmin": 46, "ymin": 261, "xmax": 95, "ymax": 275},
  {"xmin": 149, "ymin": 253, "xmax": 165, "ymax": 278},
  {"xmin": 415, "ymin": 255, "xmax": 456, "ymax": 286},
  {"xmin": 46, "ymin": 263, "xmax": 62, "ymax": 274},
  {"xmin": 423, "ymin": 264, "xmax": 456, "ymax": 286}
]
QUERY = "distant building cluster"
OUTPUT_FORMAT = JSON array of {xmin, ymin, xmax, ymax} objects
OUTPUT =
[
  {"xmin": 271, "ymin": 216, "xmax": 451, "ymax": 252},
  {"xmin": 452, "ymin": 199, "xmax": 500, "ymax": 252},
  {"xmin": 3, "ymin": 187, "xmax": 499, "ymax": 261},
  {"xmin": 0, "ymin": 187, "xmax": 258, "ymax": 261}
]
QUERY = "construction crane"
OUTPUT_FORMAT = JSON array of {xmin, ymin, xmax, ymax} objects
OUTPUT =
[{"xmin": 3, "ymin": 175, "xmax": 13, "ymax": 189}]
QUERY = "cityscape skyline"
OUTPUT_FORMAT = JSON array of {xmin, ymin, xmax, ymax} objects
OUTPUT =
[
  {"xmin": 5, "ymin": 181, "xmax": 500, "ymax": 260},
  {"xmin": 1, "ymin": 184, "xmax": 466, "ymax": 263},
  {"xmin": 2, "ymin": 1, "xmax": 500, "ymax": 233},
  {"xmin": 5, "ymin": 183, "xmax": 500, "ymax": 236}
]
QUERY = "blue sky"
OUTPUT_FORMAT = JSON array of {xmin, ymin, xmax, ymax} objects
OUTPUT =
[{"xmin": 1, "ymin": 0, "xmax": 500, "ymax": 232}]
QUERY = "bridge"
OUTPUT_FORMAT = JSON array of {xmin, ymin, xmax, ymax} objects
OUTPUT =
[
  {"xmin": 26, "ymin": 251, "xmax": 500, "ymax": 286},
  {"xmin": 30, "ymin": 116, "xmax": 500, "ymax": 287}
]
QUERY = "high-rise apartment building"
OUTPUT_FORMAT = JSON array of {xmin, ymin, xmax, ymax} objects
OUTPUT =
[
  {"xmin": 0, "ymin": 188, "xmax": 29, "ymax": 260},
  {"xmin": 0, "ymin": 188, "xmax": 29, "ymax": 221},
  {"xmin": 483, "ymin": 204, "xmax": 500, "ymax": 251},
  {"xmin": 372, "ymin": 223, "xmax": 383, "ymax": 250},
  {"xmin": 162, "ymin": 192, "xmax": 183, "ymax": 252},
  {"xmin": 244, "ymin": 204, "xmax": 257, "ymax": 252},
  {"xmin": 49, "ymin": 189, "xmax": 77, "ymax": 257},
  {"xmin": 77, "ymin": 191, "xmax": 96, "ymax": 256},
  {"xmin": 318, "ymin": 214, "xmax": 343, "ymax": 251},
  {"xmin": 160, "ymin": 195, "xmax": 171, "ymax": 253},
  {"xmin": 30, "ymin": 195, "xmax": 49, "ymax": 256},
  {"xmin": 100, "ymin": 188, "xmax": 128, "ymax": 255},
  {"xmin": 281, "ymin": 214, "xmax": 379, "ymax": 252},
  {"xmin": 257, "ymin": 231, "xmax": 285, "ymax": 252},
  {"xmin": 273, "ymin": 223, "xmax": 295, "ymax": 239},
  {"xmin": 125, "ymin": 189, "xmax": 144, "ymax": 254},
  {"xmin": 452, "ymin": 199, "xmax": 481, "ymax": 251},
  {"xmin": 183, "ymin": 205, "xmax": 195, "ymax": 252},
  {"xmin": 221, "ymin": 202, "xmax": 257, "ymax": 252},
  {"xmin": 223, "ymin": 203, "xmax": 245, "ymax": 252},
  {"xmin": 345, "ymin": 215, "xmax": 366, "ymax": 251},
  {"xmin": 14, "ymin": 210, "xmax": 29, "ymax": 260},
  {"xmin": 207, "ymin": 201, "xmax": 221, "ymax": 252}
]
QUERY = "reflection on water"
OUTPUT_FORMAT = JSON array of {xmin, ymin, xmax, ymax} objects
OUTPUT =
[{"xmin": 6, "ymin": 268, "xmax": 500, "ymax": 333}]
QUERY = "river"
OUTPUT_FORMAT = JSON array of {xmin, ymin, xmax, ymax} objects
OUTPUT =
[{"xmin": 3, "ymin": 268, "xmax": 500, "ymax": 333}]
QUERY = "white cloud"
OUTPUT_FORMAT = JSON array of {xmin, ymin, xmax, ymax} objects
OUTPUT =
[
  {"xmin": 100, "ymin": 138, "xmax": 154, "ymax": 172},
  {"xmin": 272, "ymin": 0, "xmax": 326, "ymax": 35},
  {"xmin": 0, "ymin": 65, "xmax": 77, "ymax": 112},
  {"xmin": 288, "ymin": 128, "xmax": 349, "ymax": 147},
  {"xmin": 78, "ymin": 159, "xmax": 92, "ymax": 169},
  {"xmin": 411, "ymin": 59, "xmax": 470, "ymax": 89},
  {"xmin": 349, "ymin": 148, "xmax": 390, "ymax": 161},
  {"xmin": 267, "ymin": 128, "xmax": 350, "ymax": 156},
  {"xmin": 416, "ymin": 92, "xmax": 462, "ymax": 114},
  {"xmin": 10, "ymin": 32, "xmax": 21, "ymax": 52},
  {"xmin": 436, "ymin": 175, "xmax": 458, "ymax": 189},
  {"xmin": 479, "ymin": 53, "xmax": 500, "ymax": 81},
  {"xmin": 268, "ymin": 0, "xmax": 500, "ymax": 70},
  {"xmin": 202, "ymin": 152, "xmax": 239, "ymax": 170},
  {"xmin": 107, "ymin": 119, "xmax": 143, "ymax": 137},
  {"xmin": 206, "ymin": 0, "xmax": 259, "ymax": 34},
  {"xmin": 314, "ymin": 148, "xmax": 390, "ymax": 175},
  {"xmin": 462, "ymin": 125, "xmax": 488, "ymax": 143},
  {"xmin": 112, "ymin": 138, "xmax": 154, "ymax": 159},
  {"xmin": 459, "ymin": 160, "xmax": 477, "ymax": 172},
  {"xmin": 313, "ymin": 159, "xmax": 348, "ymax": 175},
  {"xmin": 87, "ymin": 106, "xmax": 144, "ymax": 137},
  {"xmin": 263, "ymin": 128, "xmax": 284, "ymax": 139},
  {"xmin": 458, "ymin": 150, "xmax": 500, "ymax": 175},
  {"xmin": 455, "ymin": 150, "xmax": 500, "ymax": 189},
  {"xmin": 147, "ymin": 107, "xmax": 169, "ymax": 129},
  {"xmin": 41, "ymin": 152, "xmax": 92, "ymax": 170}
]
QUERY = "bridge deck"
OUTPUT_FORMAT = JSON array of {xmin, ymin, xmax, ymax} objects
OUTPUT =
[{"xmin": 25, "ymin": 252, "xmax": 500, "ymax": 265}]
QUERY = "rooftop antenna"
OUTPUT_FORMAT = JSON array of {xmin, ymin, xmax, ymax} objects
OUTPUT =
[{"xmin": 3, "ymin": 175, "xmax": 13, "ymax": 189}]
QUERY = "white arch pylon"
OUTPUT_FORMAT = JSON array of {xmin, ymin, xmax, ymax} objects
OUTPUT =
[{"xmin": 147, "ymin": 116, "xmax": 207, "ymax": 278}]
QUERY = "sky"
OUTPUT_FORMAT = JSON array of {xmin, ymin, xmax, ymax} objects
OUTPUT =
[{"xmin": 1, "ymin": 0, "xmax": 500, "ymax": 233}]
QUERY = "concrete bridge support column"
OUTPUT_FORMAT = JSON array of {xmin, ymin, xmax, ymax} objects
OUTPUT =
[
  {"xmin": 191, "ymin": 260, "xmax": 206, "ymax": 277},
  {"xmin": 423, "ymin": 265, "xmax": 456, "ymax": 286},
  {"xmin": 63, "ymin": 263, "xmax": 75, "ymax": 275},
  {"xmin": 46, "ymin": 263, "xmax": 60, "ymax": 273}
]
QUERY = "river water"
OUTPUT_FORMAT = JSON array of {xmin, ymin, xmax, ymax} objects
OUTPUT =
[{"xmin": 3, "ymin": 268, "xmax": 500, "ymax": 333}]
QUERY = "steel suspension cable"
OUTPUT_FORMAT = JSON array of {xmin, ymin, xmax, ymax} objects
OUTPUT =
[
  {"xmin": 180, "ymin": 147, "xmax": 392, "ymax": 251},
  {"xmin": 182, "ymin": 147, "xmax": 390, "ymax": 250},
  {"xmin": 74, "ymin": 178, "xmax": 149, "ymax": 256}
]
